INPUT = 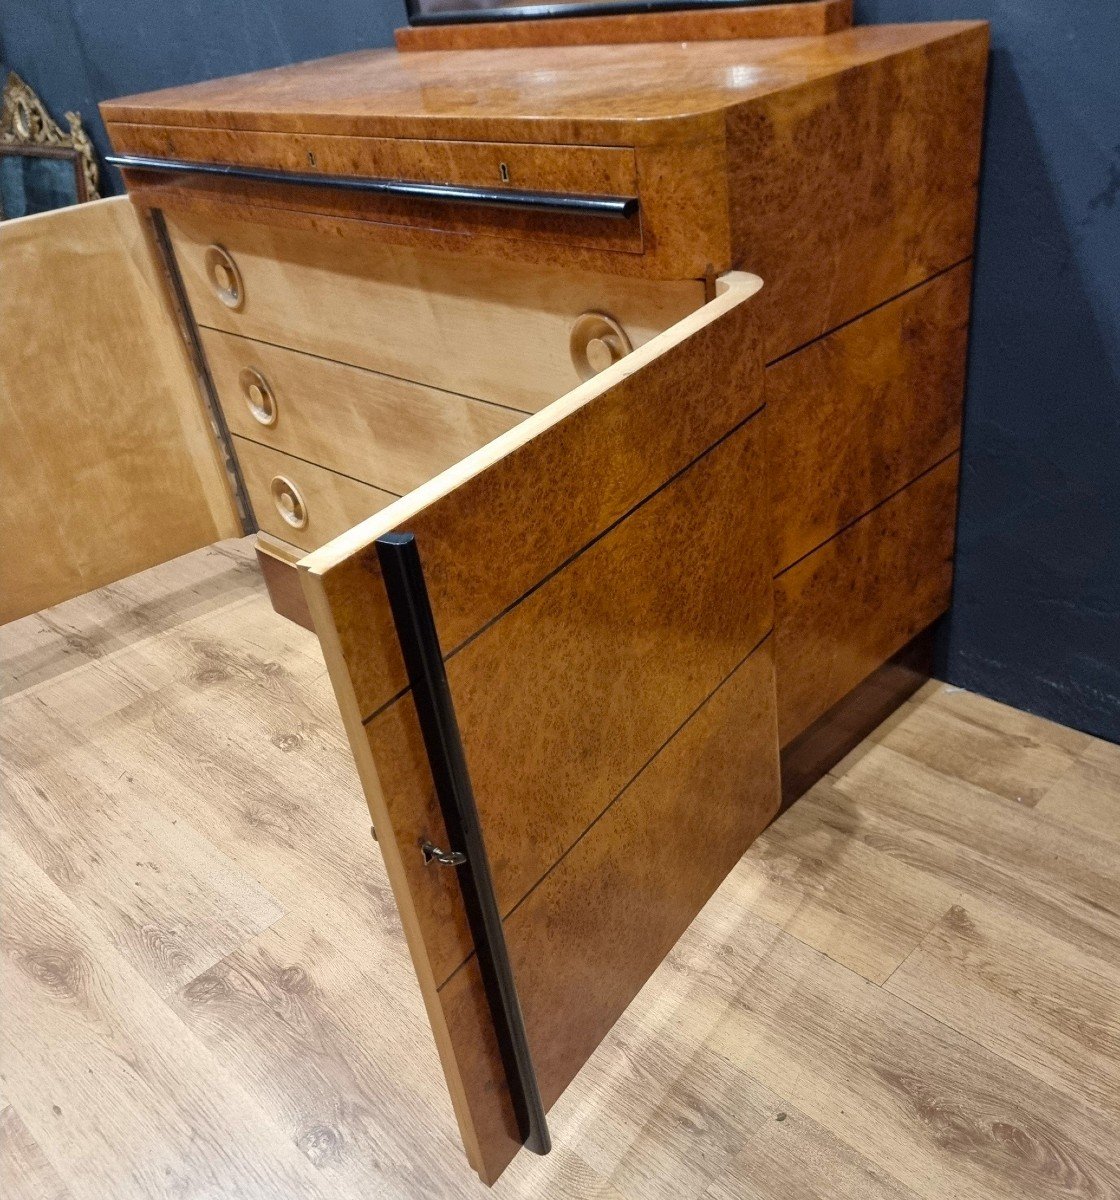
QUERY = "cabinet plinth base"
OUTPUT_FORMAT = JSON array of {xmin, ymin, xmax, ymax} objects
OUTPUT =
[{"xmin": 779, "ymin": 624, "xmax": 937, "ymax": 809}]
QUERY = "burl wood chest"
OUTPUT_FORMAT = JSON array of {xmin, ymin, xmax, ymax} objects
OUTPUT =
[{"xmin": 0, "ymin": 8, "xmax": 987, "ymax": 1183}]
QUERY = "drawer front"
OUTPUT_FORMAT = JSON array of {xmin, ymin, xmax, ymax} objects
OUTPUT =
[
  {"xmin": 767, "ymin": 264, "xmax": 970, "ymax": 572},
  {"xmin": 109, "ymin": 124, "xmax": 642, "ymax": 255},
  {"xmin": 773, "ymin": 455, "xmax": 959, "ymax": 746},
  {"xmin": 166, "ymin": 212, "xmax": 705, "ymax": 412},
  {"xmin": 233, "ymin": 436, "xmax": 395, "ymax": 553},
  {"xmin": 202, "ymin": 330, "xmax": 526, "ymax": 497},
  {"xmin": 108, "ymin": 126, "xmax": 639, "ymax": 198}
]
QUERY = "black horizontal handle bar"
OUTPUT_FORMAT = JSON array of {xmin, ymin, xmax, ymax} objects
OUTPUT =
[
  {"xmin": 107, "ymin": 152, "xmax": 638, "ymax": 219},
  {"xmin": 375, "ymin": 531, "xmax": 551, "ymax": 1159}
]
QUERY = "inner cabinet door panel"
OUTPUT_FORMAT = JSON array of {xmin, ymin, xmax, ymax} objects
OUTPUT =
[
  {"xmin": 300, "ymin": 273, "xmax": 780, "ymax": 1184},
  {"xmin": 0, "ymin": 197, "xmax": 241, "ymax": 624}
]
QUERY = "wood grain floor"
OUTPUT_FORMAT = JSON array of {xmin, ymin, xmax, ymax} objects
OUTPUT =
[{"xmin": 2, "ymin": 539, "xmax": 1117, "ymax": 1200}]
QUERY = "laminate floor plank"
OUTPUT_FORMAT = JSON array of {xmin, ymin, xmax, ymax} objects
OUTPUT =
[
  {"xmin": 7, "ymin": 583, "xmax": 378, "ymax": 937},
  {"xmin": 0, "ymin": 542, "xmax": 260, "ymax": 699},
  {"xmin": 870, "ymin": 684, "xmax": 1091, "ymax": 805},
  {"xmin": 0, "ymin": 833, "xmax": 339, "ymax": 1200},
  {"xmin": 831, "ymin": 747, "xmax": 1120, "ymax": 962},
  {"xmin": 94, "ymin": 627, "xmax": 384, "ymax": 931},
  {"xmin": 2, "ymin": 539, "xmax": 1117, "ymax": 1200},
  {"xmin": 0, "ymin": 1104, "xmax": 72, "ymax": 1200},
  {"xmin": 732, "ymin": 791, "xmax": 962, "ymax": 983},
  {"xmin": 0, "ymin": 730, "xmax": 283, "ymax": 997},
  {"xmin": 885, "ymin": 898, "xmax": 1120, "ymax": 1125},
  {"xmin": 589, "ymin": 1040, "xmax": 778, "ymax": 1200},
  {"xmin": 691, "ymin": 896, "xmax": 1120, "ymax": 1200},
  {"xmin": 1036, "ymin": 739, "xmax": 1120, "ymax": 843},
  {"xmin": 703, "ymin": 1106, "xmax": 923, "ymax": 1200},
  {"xmin": 169, "ymin": 910, "xmax": 470, "ymax": 1200}
]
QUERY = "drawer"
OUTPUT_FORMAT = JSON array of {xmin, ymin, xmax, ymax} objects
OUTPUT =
[
  {"xmin": 233, "ymin": 437, "xmax": 395, "ymax": 553},
  {"xmin": 201, "ymin": 330, "xmax": 526, "ymax": 497},
  {"xmin": 108, "ymin": 125, "xmax": 643, "ymax": 256},
  {"xmin": 166, "ymin": 212, "xmax": 705, "ymax": 412},
  {"xmin": 773, "ymin": 455, "xmax": 959, "ymax": 746},
  {"xmin": 766, "ymin": 265, "xmax": 969, "ymax": 572}
]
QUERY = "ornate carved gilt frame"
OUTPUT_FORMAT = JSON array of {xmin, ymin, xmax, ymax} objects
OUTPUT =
[{"xmin": 1, "ymin": 69, "xmax": 100, "ymax": 211}]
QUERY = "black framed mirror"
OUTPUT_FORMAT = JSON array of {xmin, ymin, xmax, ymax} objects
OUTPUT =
[{"xmin": 405, "ymin": 0, "xmax": 814, "ymax": 26}]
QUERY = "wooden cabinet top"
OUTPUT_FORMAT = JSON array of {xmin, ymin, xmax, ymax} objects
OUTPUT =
[{"xmin": 102, "ymin": 22, "xmax": 985, "ymax": 146}]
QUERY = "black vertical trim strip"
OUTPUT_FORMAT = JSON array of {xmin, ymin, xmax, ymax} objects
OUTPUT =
[
  {"xmin": 149, "ymin": 208, "xmax": 255, "ymax": 532},
  {"xmin": 376, "ymin": 531, "xmax": 551, "ymax": 1159}
]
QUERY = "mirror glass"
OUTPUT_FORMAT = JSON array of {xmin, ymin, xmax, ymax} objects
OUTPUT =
[{"xmin": 0, "ymin": 148, "xmax": 83, "ymax": 219}]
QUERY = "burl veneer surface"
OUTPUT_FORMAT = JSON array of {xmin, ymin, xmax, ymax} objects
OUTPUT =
[
  {"xmin": 368, "ymin": 413, "xmax": 772, "ymax": 988},
  {"xmin": 102, "ymin": 25, "xmax": 985, "ymax": 147},
  {"xmin": 298, "ymin": 278, "xmax": 768, "ymax": 1184},
  {"xmin": 730, "ymin": 28, "xmax": 986, "ymax": 359},
  {"xmin": 774, "ymin": 455, "xmax": 960, "ymax": 744},
  {"xmin": 767, "ymin": 263, "xmax": 971, "ymax": 572},
  {"xmin": 314, "ymin": 289, "xmax": 763, "ymax": 718},
  {"xmin": 439, "ymin": 642, "xmax": 780, "ymax": 1183}
]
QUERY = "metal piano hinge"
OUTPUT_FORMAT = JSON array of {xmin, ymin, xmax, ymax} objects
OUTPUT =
[{"xmin": 421, "ymin": 840, "xmax": 467, "ymax": 867}]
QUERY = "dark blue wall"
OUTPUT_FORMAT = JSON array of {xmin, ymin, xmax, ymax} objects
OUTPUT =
[
  {"xmin": 0, "ymin": 0, "xmax": 402, "ymax": 196},
  {"xmin": 4, "ymin": 1, "xmax": 1118, "ymax": 740},
  {"xmin": 855, "ymin": 0, "xmax": 1120, "ymax": 742}
]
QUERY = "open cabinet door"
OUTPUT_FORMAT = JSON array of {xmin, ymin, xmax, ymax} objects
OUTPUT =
[
  {"xmin": 0, "ymin": 196, "xmax": 241, "ymax": 624},
  {"xmin": 300, "ymin": 273, "xmax": 780, "ymax": 1184}
]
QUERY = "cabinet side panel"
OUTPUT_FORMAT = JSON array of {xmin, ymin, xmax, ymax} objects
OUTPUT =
[
  {"xmin": 298, "ymin": 276, "xmax": 770, "ymax": 1184},
  {"xmin": 0, "ymin": 197, "xmax": 240, "ymax": 623},
  {"xmin": 729, "ymin": 24, "xmax": 988, "ymax": 362}
]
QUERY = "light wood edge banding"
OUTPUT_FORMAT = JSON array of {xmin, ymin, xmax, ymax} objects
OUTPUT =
[{"xmin": 299, "ymin": 560, "xmax": 488, "ymax": 1178}]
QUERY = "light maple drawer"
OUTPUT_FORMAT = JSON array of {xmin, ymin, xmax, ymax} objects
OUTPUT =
[
  {"xmin": 166, "ymin": 212, "xmax": 706, "ymax": 412},
  {"xmin": 201, "ymin": 330, "xmax": 526, "ymax": 497},
  {"xmin": 233, "ymin": 436, "xmax": 395, "ymax": 553}
]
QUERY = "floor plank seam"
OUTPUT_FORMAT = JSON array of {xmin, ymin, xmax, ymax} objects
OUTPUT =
[{"xmin": 878, "ymin": 900, "xmax": 957, "ymax": 990}]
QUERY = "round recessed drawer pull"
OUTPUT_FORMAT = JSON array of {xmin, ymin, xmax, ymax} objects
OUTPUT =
[
  {"xmin": 569, "ymin": 311, "xmax": 633, "ymax": 382},
  {"xmin": 204, "ymin": 244, "xmax": 244, "ymax": 310},
  {"xmin": 239, "ymin": 367, "xmax": 277, "ymax": 427},
  {"xmin": 270, "ymin": 475, "xmax": 308, "ymax": 530}
]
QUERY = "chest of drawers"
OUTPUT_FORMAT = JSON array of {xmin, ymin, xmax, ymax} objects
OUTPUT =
[{"xmin": 0, "ymin": 14, "xmax": 988, "ymax": 1185}]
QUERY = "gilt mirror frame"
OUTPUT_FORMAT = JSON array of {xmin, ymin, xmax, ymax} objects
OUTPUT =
[{"xmin": 0, "ymin": 69, "xmax": 99, "ymax": 218}]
